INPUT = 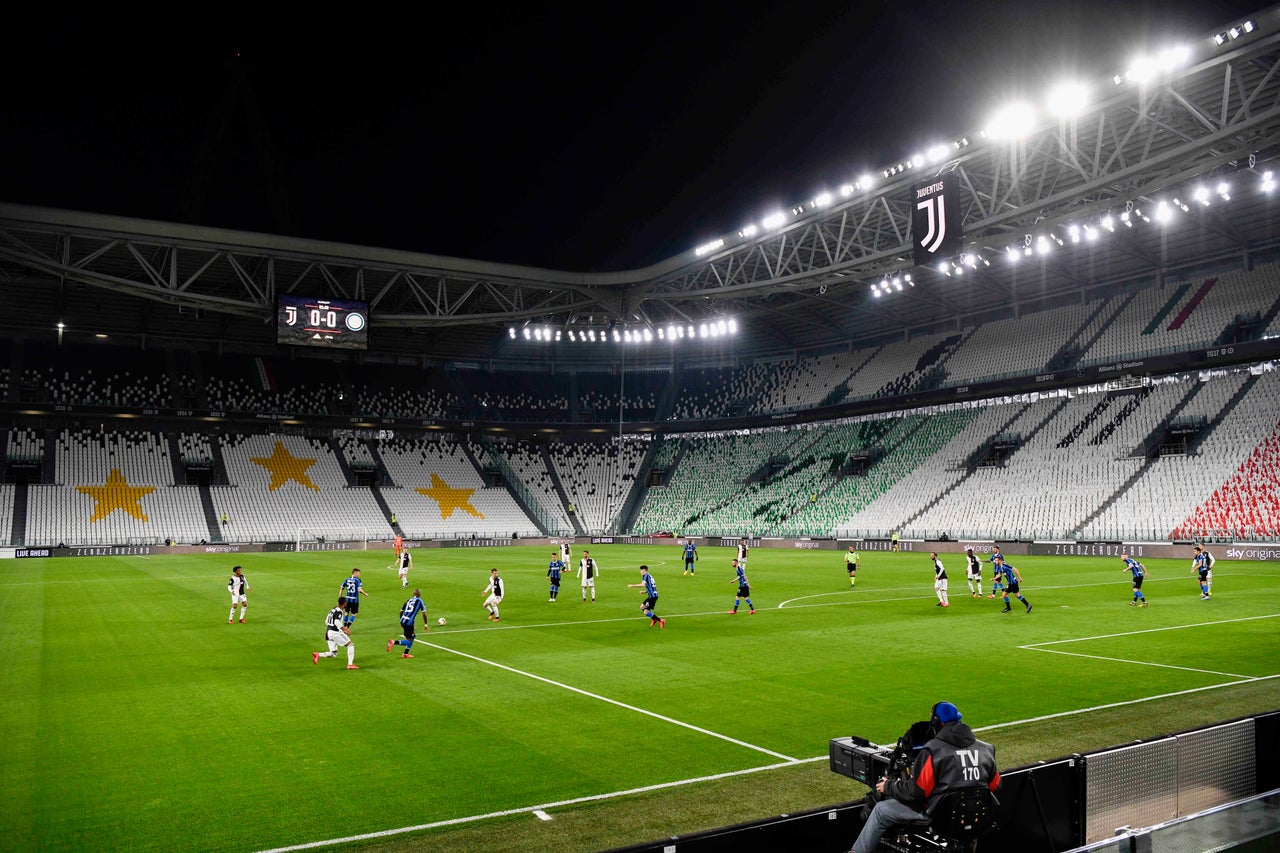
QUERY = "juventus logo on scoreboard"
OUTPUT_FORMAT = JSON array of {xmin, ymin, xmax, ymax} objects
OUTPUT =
[{"xmin": 912, "ymin": 173, "xmax": 962, "ymax": 266}]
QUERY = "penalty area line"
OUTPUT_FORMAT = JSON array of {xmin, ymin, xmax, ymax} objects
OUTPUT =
[
  {"xmin": 253, "ymin": 756, "xmax": 826, "ymax": 853},
  {"xmin": 421, "ymin": 641, "xmax": 797, "ymax": 762}
]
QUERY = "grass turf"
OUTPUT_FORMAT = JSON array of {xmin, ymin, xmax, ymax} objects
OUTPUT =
[{"xmin": 2, "ymin": 545, "xmax": 1276, "ymax": 852}]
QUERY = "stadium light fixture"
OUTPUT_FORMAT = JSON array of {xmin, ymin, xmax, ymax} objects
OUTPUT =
[
  {"xmin": 1155, "ymin": 201, "xmax": 1173, "ymax": 223},
  {"xmin": 761, "ymin": 212, "xmax": 787, "ymax": 230},
  {"xmin": 1047, "ymin": 81, "xmax": 1091, "ymax": 118},
  {"xmin": 813, "ymin": 191, "xmax": 833, "ymax": 207},
  {"xmin": 985, "ymin": 102, "xmax": 1036, "ymax": 139},
  {"xmin": 859, "ymin": 173, "xmax": 875, "ymax": 189},
  {"xmin": 926, "ymin": 144, "xmax": 950, "ymax": 164},
  {"xmin": 695, "ymin": 238, "xmax": 725, "ymax": 257},
  {"xmin": 508, "ymin": 327, "xmax": 516, "ymax": 339},
  {"xmin": 1262, "ymin": 171, "xmax": 1276, "ymax": 193},
  {"xmin": 739, "ymin": 224, "xmax": 758, "ymax": 238},
  {"xmin": 1217, "ymin": 181, "xmax": 1231, "ymax": 201}
]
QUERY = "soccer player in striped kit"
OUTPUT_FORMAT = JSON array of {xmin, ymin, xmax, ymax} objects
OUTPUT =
[
  {"xmin": 388, "ymin": 589, "xmax": 428, "ymax": 658},
  {"xmin": 628, "ymin": 565, "xmax": 664, "ymax": 628},
  {"xmin": 314, "ymin": 597, "xmax": 358, "ymax": 669},
  {"xmin": 227, "ymin": 565, "xmax": 250, "ymax": 623}
]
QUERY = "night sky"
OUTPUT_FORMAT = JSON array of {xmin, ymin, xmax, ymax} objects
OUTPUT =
[{"xmin": 0, "ymin": 3, "xmax": 1260, "ymax": 272}]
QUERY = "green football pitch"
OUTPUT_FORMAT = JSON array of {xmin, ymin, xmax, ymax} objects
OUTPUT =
[{"xmin": 3, "ymin": 545, "xmax": 1277, "ymax": 852}]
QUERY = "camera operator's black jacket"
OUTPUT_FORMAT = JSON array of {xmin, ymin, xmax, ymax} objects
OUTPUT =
[{"xmin": 884, "ymin": 721, "xmax": 1001, "ymax": 816}]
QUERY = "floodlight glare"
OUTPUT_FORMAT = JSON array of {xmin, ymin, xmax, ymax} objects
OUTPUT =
[
  {"xmin": 1126, "ymin": 56, "xmax": 1157, "ymax": 84},
  {"xmin": 938, "ymin": 261, "xmax": 949, "ymax": 274},
  {"xmin": 1217, "ymin": 182, "xmax": 1231, "ymax": 200},
  {"xmin": 1085, "ymin": 225, "xmax": 1099, "ymax": 242},
  {"xmin": 1155, "ymin": 201, "xmax": 1173, "ymax": 223},
  {"xmin": 814, "ymin": 192, "xmax": 833, "ymax": 207},
  {"xmin": 762, "ymin": 212, "xmax": 787, "ymax": 230},
  {"xmin": 1037, "ymin": 236, "xmax": 1053, "ymax": 254},
  {"xmin": 873, "ymin": 286, "xmax": 882, "ymax": 297},
  {"xmin": 839, "ymin": 183, "xmax": 855, "ymax": 197},
  {"xmin": 740, "ymin": 224, "xmax": 758, "ymax": 238},
  {"xmin": 926, "ymin": 144, "xmax": 950, "ymax": 163},
  {"xmin": 728, "ymin": 318, "xmax": 738, "ymax": 333},
  {"xmin": 1158, "ymin": 45, "xmax": 1190, "ymax": 71},
  {"xmin": 986, "ymin": 102, "xmax": 1036, "ymax": 139},
  {"xmin": 1047, "ymin": 81, "xmax": 1091, "ymax": 118},
  {"xmin": 1262, "ymin": 171, "xmax": 1276, "ymax": 193},
  {"xmin": 859, "ymin": 173, "xmax": 875, "ymax": 189}
]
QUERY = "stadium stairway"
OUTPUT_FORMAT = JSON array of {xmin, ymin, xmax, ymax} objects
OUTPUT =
[
  {"xmin": 1192, "ymin": 374, "xmax": 1260, "ymax": 453},
  {"xmin": 368, "ymin": 484, "xmax": 400, "ymax": 537},
  {"xmin": 327, "ymin": 438, "xmax": 357, "ymax": 486},
  {"xmin": 1076, "ymin": 292, "xmax": 1137, "ymax": 359},
  {"xmin": 539, "ymin": 443, "xmax": 586, "ymax": 535},
  {"xmin": 1046, "ymin": 297, "xmax": 1117, "ymax": 371},
  {"xmin": 899, "ymin": 404, "xmax": 1034, "ymax": 532},
  {"xmin": 165, "ymin": 433, "xmax": 186, "ymax": 484},
  {"xmin": 478, "ymin": 438, "xmax": 556, "ymax": 535},
  {"xmin": 364, "ymin": 440, "xmax": 394, "ymax": 486},
  {"xmin": 9, "ymin": 480, "xmax": 27, "ymax": 546},
  {"xmin": 196, "ymin": 485, "xmax": 224, "ymax": 544},
  {"xmin": 42, "ymin": 428, "xmax": 57, "ymax": 484},
  {"xmin": 616, "ymin": 438, "xmax": 661, "ymax": 534},
  {"xmin": 1134, "ymin": 382, "xmax": 1208, "ymax": 458}
]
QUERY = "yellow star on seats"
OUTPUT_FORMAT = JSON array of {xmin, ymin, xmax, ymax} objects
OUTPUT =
[
  {"xmin": 77, "ymin": 468, "xmax": 156, "ymax": 523},
  {"xmin": 416, "ymin": 473, "xmax": 484, "ymax": 520},
  {"xmin": 250, "ymin": 441, "xmax": 320, "ymax": 492}
]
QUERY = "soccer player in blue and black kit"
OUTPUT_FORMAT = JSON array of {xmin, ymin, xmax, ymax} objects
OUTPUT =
[
  {"xmin": 729, "ymin": 558, "xmax": 755, "ymax": 614},
  {"xmin": 1121, "ymin": 553, "xmax": 1150, "ymax": 606},
  {"xmin": 628, "ymin": 565, "xmax": 665, "ymax": 628},
  {"xmin": 340, "ymin": 568, "xmax": 370, "ymax": 628},
  {"xmin": 988, "ymin": 545, "xmax": 1005, "ymax": 599},
  {"xmin": 1191, "ymin": 545, "xmax": 1214, "ymax": 600},
  {"xmin": 387, "ymin": 588, "xmax": 429, "ymax": 658},
  {"xmin": 682, "ymin": 540, "xmax": 698, "ymax": 576},
  {"xmin": 993, "ymin": 556, "xmax": 1031, "ymax": 613},
  {"xmin": 547, "ymin": 550, "xmax": 566, "ymax": 601}
]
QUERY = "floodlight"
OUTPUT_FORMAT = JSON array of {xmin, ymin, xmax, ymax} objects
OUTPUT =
[
  {"xmin": 839, "ymin": 183, "xmax": 855, "ymax": 197},
  {"xmin": 568, "ymin": 330, "xmax": 575, "ymax": 341},
  {"xmin": 1214, "ymin": 32, "xmax": 1228, "ymax": 46},
  {"xmin": 1193, "ymin": 186, "xmax": 1210, "ymax": 205},
  {"xmin": 1113, "ymin": 74, "xmax": 1125, "ymax": 85},
  {"xmin": 1155, "ymin": 201, "xmax": 1173, "ymax": 223},
  {"xmin": 1037, "ymin": 235, "xmax": 1053, "ymax": 254},
  {"xmin": 1229, "ymin": 26, "xmax": 1241, "ymax": 39},
  {"xmin": 1126, "ymin": 56, "xmax": 1157, "ymax": 84},
  {"xmin": 643, "ymin": 328, "xmax": 653, "ymax": 342},
  {"xmin": 1217, "ymin": 181, "xmax": 1231, "ymax": 200},
  {"xmin": 894, "ymin": 279, "xmax": 904, "ymax": 290},
  {"xmin": 1084, "ymin": 225, "xmax": 1099, "ymax": 242},
  {"xmin": 687, "ymin": 325, "xmax": 695, "ymax": 337},
  {"xmin": 1047, "ymin": 81, "xmax": 1091, "ymax": 118},
  {"xmin": 1158, "ymin": 45, "xmax": 1190, "ymax": 71},
  {"xmin": 1244, "ymin": 21, "xmax": 1255, "ymax": 33},
  {"xmin": 588, "ymin": 329, "xmax": 596, "ymax": 341},
  {"xmin": 508, "ymin": 327, "xmax": 516, "ymax": 339},
  {"xmin": 872, "ymin": 286, "xmax": 882, "ymax": 297},
  {"xmin": 1006, "ymin": 246, "xmax": 1020, "ymax": 263},
  {"xmin": 814, "ymin": 192, "xmax": 833, "ymax": 207},
  {"xmin": 954, "ymin": 265, "xmax": 963, "ymax": 276},
  {"xmin": 926, "ymin": 144, "xmax": 950, "ymax": 163},
  {"xmin": 986, "ymin": 102, "xmax": 1036, "ymax": 139},
  {"xmin": 860, "ymin": 173, "xmax": 875, "ymax": 189},
  {"xmin": 613, "ymin": 329, "xmax": 621, "ymax": 342},
  {"xmin": 938, "ymin": 262, "xmax": 950, "ymax": 274},
  {"xmin": 740, "ymin": 224, "xmax": 758, "ymax": 237},
  {"xmin": 728, "ymin": 318, "xmax": 738, "ymax": 333},
  {"xmin": 762, "ymin": 212, "xmax": 787, "ymax": 230},
  {"xmin": 555, "ymin": 330, "xmax": 561, "ymax": 341},
  {"xmin": 1068, "ymin": 224, "xmax": 1081, "ymax": 243},
  {"xmin": 1263, "ymin": 171, "xmax": 1276, "ymax": 193},
  {"xmin": 522, "ymin": 328, "xmax": 531, "ymax": 340},
  {"xmin": 699, "ymin": 323, "xmax": 708, "ymax": 338}
]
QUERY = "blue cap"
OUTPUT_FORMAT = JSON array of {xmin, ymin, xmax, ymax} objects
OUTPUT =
[{"xmin": 933, "ymin": 702, "xmax": 963, "ymax": 724}]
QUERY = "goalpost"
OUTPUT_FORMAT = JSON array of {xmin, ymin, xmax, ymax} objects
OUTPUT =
[{"xmin": 295, "ymin": 528, "xmax": 370, "ymax": 552}]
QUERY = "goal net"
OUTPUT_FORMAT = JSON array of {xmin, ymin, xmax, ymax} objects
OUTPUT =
[{"xmin": 295, "ymin": 528, "xmax": 369, "ymax": 552}]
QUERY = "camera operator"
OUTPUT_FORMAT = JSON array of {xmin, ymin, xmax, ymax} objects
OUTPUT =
[{"xmin": 849, "ymin": 701, "xmax": 1000, "ymax": 853}]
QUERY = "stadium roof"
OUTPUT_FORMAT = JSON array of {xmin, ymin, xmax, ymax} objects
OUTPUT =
[{"xmin": 3, "ymin": 6, "xmax": 1280, "ymax": 364}]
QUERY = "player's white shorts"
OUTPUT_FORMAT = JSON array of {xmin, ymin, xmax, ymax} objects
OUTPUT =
[
  {"xmin": 935, "ymin": 579, "xmax": 949, "ymax": 592},
  {"xmin": 484, "ymin": 594, "xmax": 504, "ymax": 607},
  {"xmin": 967, "ymin": 568, "xmax": 981, "ymax": 580},
  {"xmin": 326, "ymin": 629, "xmax": 352, "ymax": 650},
  {"xmin": 230, "ymin": 593, "xmax": 247, "ymax": 605},
  {"xmin": 398, "ymin": 568, "xmax": 409, "ymax": 580},
  {"xmin": 580, "ymin": 577, "xmax": 595, "ymax": 588}
]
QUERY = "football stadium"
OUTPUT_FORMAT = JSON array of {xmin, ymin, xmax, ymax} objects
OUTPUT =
[{"xmin": 2, "ymin": 8, "xmax": 1280, "ymax": 853}]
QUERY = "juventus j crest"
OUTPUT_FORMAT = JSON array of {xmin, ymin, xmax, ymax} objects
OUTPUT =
[{"xmin": 912, "ymin": 173, "xmax": 962, "ymax": 266}]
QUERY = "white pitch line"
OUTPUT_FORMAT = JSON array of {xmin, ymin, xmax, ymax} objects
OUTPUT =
[
  {"xmin": 418, "ymin": 639, "xmax": 797, "ymax": 762},
  {"xmin": 253, "ymin": 756, "xmax": 825, "ymax": 853},
  {"xmin": 1021, "ymin": 613, "xmax": 1280, "ymax": 647},
  {"xmin": 1020, "ymin": 646, "xmax": 1256, "ymax": 679},
  {"xmin": 974, "ymin": 673, "xmax": 1280, "ymax": 734}
]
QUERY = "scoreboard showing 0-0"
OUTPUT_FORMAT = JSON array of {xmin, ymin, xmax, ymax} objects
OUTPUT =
[{"xmin": 275, "ymin": 294, "xmax": 369, "ymax": 350}]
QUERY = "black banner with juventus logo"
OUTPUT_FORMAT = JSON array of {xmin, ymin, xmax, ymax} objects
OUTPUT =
[{"xmin": 912, "ymin": 173, "xmax": 962, "ymax": 266}]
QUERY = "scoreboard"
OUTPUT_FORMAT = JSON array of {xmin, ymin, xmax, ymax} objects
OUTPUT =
[{"xmin": 276, "ymin": 295, "xmax": 369, "ymax": 350}]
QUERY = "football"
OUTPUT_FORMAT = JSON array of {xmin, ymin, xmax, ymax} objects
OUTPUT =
[{"xmin": 437, "ymin": 617, "xmax": 447, "ymax": 626}]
